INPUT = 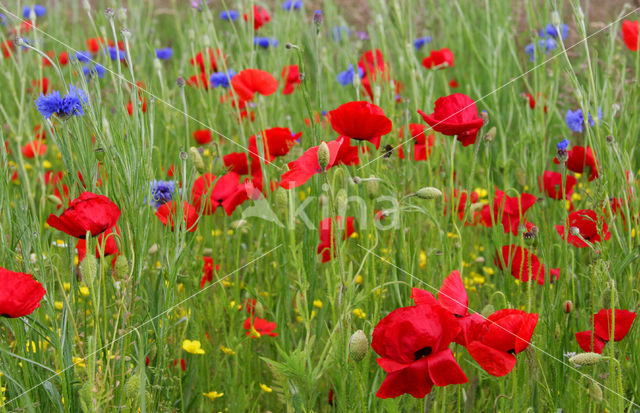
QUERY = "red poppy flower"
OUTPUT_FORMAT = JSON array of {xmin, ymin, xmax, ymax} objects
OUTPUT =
[
  {"xmin": 281, "ymin": 65, "xmax": 301, "ymax": 95},
  {"xmin": 398, "ymin": 124, "xmax": 435, "ymax": 161},
  {"xmin": 328, "ymin": 101, "xmax": 392, "ymax": 149},
  {"xmin": 421, "ymin": 47, "xmax": 454, "ymax": 69},
  {"xmin": 223, "ymin": 152, "xmax": 250, "ymax": 175},
  {"xmin": 172, "ymin": 358, "xmax": 186, "ymax": 371},
  {"xmin": 317, "ymin": 216, "xmax": 355, "ymax": 262},
  {"xmin": 244, "ymin": 298, "xmax": 257, "ymax": 316},
  {"xmin": 231, "ymin": 69, "xmax": 278, "ymax": 102},
  {"xmin": 155, "ymin": 201, "xmax": 199, "ymax": 232},
  {"xmin": 479, "ymin": 189, "xmax": 537, "ymax": 235},
  {"xmin": 76, "ymin": 226, "xmax": 120, "ymax": 263},
  {"xmin": 2, "ymin": 40, "xmax": 13, "ymax": 59},
  {"xmin": 192, "ymin": 172, "xmax": 243, "ymax": 215},
  {"xmin": 0, "ymin": 267, "xmax": 46, "ymax": 318},
  {"xmin": 464, "ymin": 309, "xmax": 538, "ymax": 377},
  {"xmin": 371, "ymin": 302, "xmax": 468, "ymax": 398},
  {"xmin": 244, "ymin": 5, "xmax": 271, "ymax": 30},
  {"xmin": 496, "ymin": 245, "xmax": 560, "ymax": 286},
  {"xmin": 444, "ymin": 189, "xmax": 479, "ymax": 222},
  {"xmin": 417, "ymin": 93, "xmax": 484, "ymax": 147},
  {"xmin": 126, "ymin": 98, "xmax": 147, "ymax": 115},
  {"xmin": 358, "ymin": 49, "xmax": 387, "ymax": 79},
  {"xmin": 334, "ymin": 137, "xmax": 361, "ymax": 166},
  {"xmin": 190, "ymin": 48, "xmax": 225, "ymax": 74},
  {"xmin": 576, "ymin": 309, "xmax": 636, "ymax": 353},
  {"xmin": 87, "ymin": 37, "xmax": 103, "ymax": 53},
  {"xmin": 553, "ymin": 145, "xmax": 599, "ymax": 181},
  {"xmin": 193, "ymin": 129, "xmax": 213, "ymax": 145},
  {"xmin": 58, "ymin": 52, "xmax": 69, "ymax": 65},
  {"xmin": 186, "ymin": 72, "xmax": 210, "ymax": 89},
  {"xmin": 30, "ymin": 77, "xmax": 50, "ymax": 95},
  {"xmin": 449, "ymin": 79, "xmax": 459, "ymax": 88},
  {"xmin": 21, "ymin": 140, "xmax": 47, "ymax": 158},
  {"xmin": 47, "ymin": 192, "xmax": 121, "ymax": 238},
  {"xmin": 200, "ymin": 256, "xmax": 221, "ymax": 288},
  {"xmin": 244, "ymin": 316, "xmax": 278, "ymax": 337},
  {"xmin": 258, "ymin": 127, "xmax": 302, "ymax": 161},
  {"xmin": 279, "ymin": 138, "xmax": 345, "ymax": 189},
  {"xmin": 622, "ymin": 20, "xmax": 639, "ymax": 51},
  {"xmin": 555, "ymin": 209, "xmax": 611, "ymax": 247},
  {"xmin": 539, "ymin": 171, "xmax": 577, "ymax": 200}
]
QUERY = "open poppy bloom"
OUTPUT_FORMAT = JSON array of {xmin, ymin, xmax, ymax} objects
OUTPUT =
[
  {"xmin": 244, "ymin": 316, "xmax": 278, "ymax": 338},
  {"xmin": 421, "ymin": 47, "xmax": 454, "ymax": 69},
  {"xmin": 575, "ymin": 309, "xmax": 636, "ymax": 353},
  {"xmin": 76, "ymin": 226, "xmax": 120, "ymax": 263},
  {"xmin": 281, "ymin": 65, "xmax": 301, "ymax": 95},
  {"xmin": 411, "ymin": 270, "xmax": 485, "ymax": 346},
  {"xmin": 397, "ymin": 124, "xmax": 435, "ymax": 161},
  {"xmin": 417, "ymin": 93, "xmax": 484, "ymax": 147},
  {"xmin": 358, "ymin": 49, "xmax": 388, "ymax": 100},
  {"xmin": 47, "ymin": 192, "xmax": 121, "ymax": 238},
  {"xmin": 279, "ymin": 138, "xmax": 344, "ymax": 189},
  {"xmin": 479, "ymin": 189, "xmax": 537, "ymax": 235},
  {"xmin": 444, "ymin": 189, "xmax": 479, "ymax": 222},
  {"xmin": 21, "ymin": 140, "xmax": 47, "ymax": 158},
  {"xmin": 200, "ymin": 256, "xmax": 221, "ymax": 288},
  {"xmin": 464, "ymin": 309, "xmax": 538, "ymax": 376},
  {"xmin": 553, "ymin": 145, "xmax": 598, "ymax": 181},
  {"xmin": 193, "ymin": 129, "xmax": 213, "ymax": 145},
  {"xmin": 496, "ymin": 245, "xmax": 560, "ymax": 286},
  {"xmin": 231, "ymin": 69, "xmax": 278, "ymax": 102},
  {"xmin": 191, "ymin": 172, "xmax": 256, "ymax": 216},
  {"xmin": 371, "ymin": 302, "xmax": 468, "ymax": 398},
  {"xmin": 539, "ymin": 171, "xmax": 577, "ymax": 200},
  {"xmin": 555, "ymin": 209, "xmax": 611, "ymax": 247},
  {"xmin": 317, "ymin": 216, "xmax": 355, "ymax": 262},
  {"xmin": 257, "ymin": 127, "xmax": 301, "ymax": 161},
  {"xmin": 0, "ymin": 267, "xmax": 47, "ymax": 318},
  {"xmin": 190, "ymin": 48, "xmax": 225, "ymax": 74},
  {"xmin": 244, "ymin": 5, "xmax": 271, "ymax": 30},
  {"xmin": 328, "ymin": 101, "xmax": 392, "ymax": 149},
  {"xmin": 156, "ymin": 201, "xmax": 199, "ymax": 232},
  {"xmin": 622, "ymin": 20, "xmax": 639, "ymax": 51}
]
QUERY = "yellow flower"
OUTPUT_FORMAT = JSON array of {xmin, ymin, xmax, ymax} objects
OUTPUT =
[
  {"xmin": 482, "ymin": 267, "xmax": 494, "ymax": 275},
  {"xmin": 350, "ymin": 232, "xmax": 358, "ymax": 239},
  {"xmin": 54, "ymin": 301, "xmax": 64, "ymax": 310},
  {"xmin": 571, "ymin": 192, "xmax": 582, "ymax": 202},
  {"xmin": 352, "ymin": 309, "xmax": 366, "ymax": 319},
  {"xmin": 313, "ymin": 300, "xmax": 323, "ymax": 309},
  {"xmin": 182, "ymin": 340, "xmax": 205, "ymax": 355},
  {"xmin": 473, "ymin": 187, "xmax": 488, "ymax": 199},
  {"xmin": 227, "ymin": 229, "xmax": 234, "ymax": 235},
  {"xmin": 219, "ymin": 345, "xmax": 235, "ymax": 355},
  {"xmin": 419, "ymin": 250, "xmax": 427, "ymax": 269},
  {"xmin": 79, "ymin": 286, "xmax": 90, "ymax": 297},
  {"xmin": 259, "ymin": 383, "xmax": 273, "ymax": 393},
  {"xmin": 355, "ymin": 275, "xmax": 363, "ymax": 285},
  {"xmin": 42, "ymin": 160, "xmax": 52, "ymax": 169},
  {"xmin": 72, "ymin": 357, "xmax": 86, "ymax": 368},
  {"xmin": 63, "ymin": 282, "xmax": 71, "ymax": 291},
  {"xmin": 203, "ymin": 391, "xmax": 224, "ymax": 401}
]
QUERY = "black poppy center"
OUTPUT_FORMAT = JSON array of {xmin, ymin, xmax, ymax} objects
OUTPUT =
[
  {"xmin": 414, "ymin": 346, "xmax": 432, "ymax": 360},
  {"xmin": 507, "ymin": 348, "xmax": 516, "ymax": 354}
]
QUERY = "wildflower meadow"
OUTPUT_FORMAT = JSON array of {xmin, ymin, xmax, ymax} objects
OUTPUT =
[{"xmin": 1, "ymin": 0, "xmax": 640, "ymax": 411}]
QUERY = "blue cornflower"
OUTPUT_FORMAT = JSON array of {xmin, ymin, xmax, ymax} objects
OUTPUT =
[
  {"xmin": 557, "ymin": 139, "xmax": 569, "ymax": 151},
  {"xmin": 75, "ymin": 51, "xmax": 91, "ymax": 63},
  {"xmin": 540, "ymin": 23, "xmax": 569, "ymax": 40},
  {"xmin": 82, "ymin": 64, "xmax": 106, "ymax": 79},
  {"xmin": 107, "ymin": 46, "xmax": 126, "ymax": 61},
  {"xmin": 282, "ymin": 0, "xmax": 302, "ymax": 10},
  {"xmin": 565, "ymin": 109, "xmax": 584, "ymax": 132},
  {"xmin": 525, "ymin": 38, "xmax": 557, "ymax": 61},
  {"xmin": 330, "ymin": 26, "xmax": 351, "ymax": 42},
  {"xmin": 413, "ymin": 36, "xmax": 432, "ymax": 51},
  {"xmin": 155, "ymin": 47, "xmax": 173, "ymax": 60},
  {"xmin": 220, "ymin": 10, "xmax": 239, "ymax": 21},
  {"xmin": 0, "ymin": 13, "xmax": 6, "ymax": 26},
  {"xmin": 254, "ymin": 36, "xmax": 278, "ymax": 48},
  {"xmin": 35, "ymin": 85, "xmax": 88, "ymax": 119},
  {"xmin": 336, "ymin": 64, "xmax": 364, "ymax": 86},
  {"xmin": 23, "ymin": 5, "xmax": 46, "ymax": 18},
  {"xmin": 148, "ymin": 180, "xmax": 176, "ymax": 208},
  {"xmin": 210, "ymin": 70, "xmax": 235, "ymax": 88}
]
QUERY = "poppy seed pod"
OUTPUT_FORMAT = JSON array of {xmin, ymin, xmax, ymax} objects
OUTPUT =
[
  {"xmin": 317, "ymin": 142, "xmax": 330, "ymax": 171},
  {"xmin": 415, "ymin": 187, "xmax": 442, "ymax": 200},
  {"xmin": 113, "ymin": 255, "xmax": 129, "ymax": 278},
  {"xmin": 349, "ymin": 329, "xmax": 368, "ymax": 361},
  {"xmin": 569, "ymin": 352, "xmax": 603, "ymax": 366},
  {"xmin": 189, "ymin": 147, "xmax": 205, "ymax": 174}
]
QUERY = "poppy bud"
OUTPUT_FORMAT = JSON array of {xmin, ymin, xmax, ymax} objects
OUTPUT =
[
  {"xmin": 317, "ymin": 142, "xmax": 330, "ymax": 171},
  {"xmin": 484, "ymin": 126, "xmax": 496, "ymax": 142},
  {"xmin": 551, "ymin": 11, "xmax": 561, "ymax": 28},
  {"xmin": 588, "ymin": 381, "xmax": 603, "ymax": 402},
  {"xmin": 481, "ymin": 304, "xmax": 494, "ymax": 318},
  {"xmin": 554, "ymin": 323, "xmax": 561, "ymax": 339},
  {"xmin": 274, "ymin": 187, "xmax": 288, "ymax": 214},
  {"xmin": 569, "ymin": 226, "xmax": 580, "ymax": 236},
  {"xmin": 80, "ymin": 254, "xmax": 98, "ymax": 284},
  {"xmin": 202, "ymin": 248, "xmax": 213, "ymax": 257},
  {"xmin": 415, "ymin": 187, "xmax": 442, "ymax": 200},
  {"xmin": 336, "ymin": 189, "xmax": 348, "ymax": 213},
  {"xmin": 366, "ymin": 176, "xmax": 379, "ymax": 199},
  {"xmin": 563, "ymin": 300, "xmax": 573, "ymax": 313},
  {"xmin": 82, "ymin": 0, "xmax": 91, "ymax": 11},
  {"xmin": 189, "ymin": 147, "xmax": 205, "ymax": 174},
  {"xmin": 117, "ymin": 8, "xmax": 127, "ymax": 21},
  {"xmin": 349, "ymin": 329, "xmax": 368, "ymax": 361},
  {"xmin": 569, "ymin": 352, "xmax": 603, "ymax": 366},
  {"xmin": 47, "ymin": 194, "xmax": 63, "ymax": 207},
  {"xmin": 147, "ymin": 243, "xmax": 159, "ymax": 255},
  {"xmin": 254, "ymin": 301, "xmax": 265, "ymax": 318},
  {"xmin": 600, "ymin": 285, "xmax": 619, "ymax": 308},
  {"xmin": 203, "ymin": 35, "xmax": 210, "ymax": 47},
  {"xmin": 78, "ymin": 381, "xmax": 93, "ymax": 412},
  {"xmin": 114, "ymin": 255, "xmax": 129, "ymax": 278}
]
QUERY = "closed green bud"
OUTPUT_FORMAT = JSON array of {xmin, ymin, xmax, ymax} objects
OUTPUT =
[
  {"xmin": 349, "ymin": 329, "xmax": 368, "ymax": 361},
  {"xmin": 336, "ymin": 189, "xmax": 348, "ymax": 213},
  {"xmin": 569, "ymin": 352, "xmax": 603, "ymax": 366},
  {"xmin": 114, "ymin": 255, "xmax": 129, "ymax": 278},
  {"xmin": 481, "ymin": 304, "xmax": 495, "ymax": 319},
  {"xmin": 366, "ymin": 175, "xmax": 379, "ymax": 198},
  {"xmin": 124, "ymin": 371, "xmax": 141, "ymax": 399},
  {"xmin": 415, "ymin": 187, "xmax": 443, "ymax": 200},
  {"xmin": 484, "ymin": 126, "xmax": 497, "ymax": 142},
  {"xmin": 317, "ymin": 142, "xmax": 330, "ymax": 171},
  {"xmin": 80, "ymin": 254, "xmax": 98, "ymax": 284},
  {"xmin": 189, "ymin": 146, "xmax": 205, "ymax": 174},
  {"xmin": 47, "ymin": 194, "xmax": 63, "ymax": 207},
  {"xmin": 147, "ymin": 243, "xmax": 159, "ymax": 255},
  {"xmin": 274, "ymin": 187, "xmax": 288, "ymax": 213},
  {"xmin": 254, "ymin": 301, "xmax": 265, "ymax": 318},
  {"xmin": 588, "ymin": 381, "xmax": 603, "ymax": 401}
]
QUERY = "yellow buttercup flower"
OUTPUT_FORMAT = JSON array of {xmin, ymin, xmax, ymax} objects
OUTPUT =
[
  {"xmin": 259, "ymin": 383, "xmax": 273, "ymax": 393},
  {"xmin": 203, "ymin": 391, "xmax": 224, "ymax": 401},
  {"xmin": 219, "ymin": 345, "xmax": 235, "ymax": 355},
  {"xmin": 313, "ymin": 300, "xmax": 323, "ymax": 308},
  {"xmin": 182, "ymin": 339, "xmax": 205, "ymax": 355},
  {"xmin": 352, "ymin": 309, "xmax": 366, "ymax": 319}
]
